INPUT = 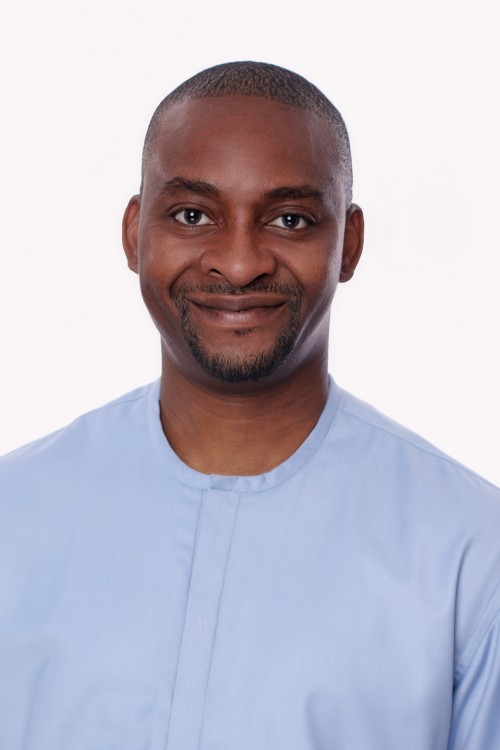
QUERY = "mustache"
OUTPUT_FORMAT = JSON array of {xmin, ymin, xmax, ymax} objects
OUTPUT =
[{"xmin": 172, "ymin": 281, "xmax": 302, "ymax": 298}]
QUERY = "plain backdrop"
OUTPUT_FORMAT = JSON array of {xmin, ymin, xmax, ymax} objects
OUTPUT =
[{"xmin": 1, "ymin": 0, "xmax": 499, "ymax": 485}]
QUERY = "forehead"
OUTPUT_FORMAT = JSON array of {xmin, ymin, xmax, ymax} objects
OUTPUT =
[{"xmin": 143, "ymin": 96, "xmax": 341, "ymax": 198}]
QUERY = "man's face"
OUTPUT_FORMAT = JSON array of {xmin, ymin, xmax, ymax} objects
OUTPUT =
[{"xmin": 123, "ymin": 96, "xmax": 363, "ymax": 387}]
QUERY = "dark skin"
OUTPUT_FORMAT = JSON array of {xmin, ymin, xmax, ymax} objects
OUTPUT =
[{"xmin": 123, "ymin": 96, "xmax": 364, "ymax": 475}]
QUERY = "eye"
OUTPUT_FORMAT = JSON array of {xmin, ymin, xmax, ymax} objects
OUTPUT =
[
  {"xmin": 173, "ymin": 209, "xmax": 213, "ymax": 226},
  {"xmin": 269, "ymin": 213, "xmax": 310, "ymax": 230}
]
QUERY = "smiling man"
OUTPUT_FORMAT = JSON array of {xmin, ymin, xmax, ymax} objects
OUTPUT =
[
  {"xmin": 1, "ymin": 62, "xmax": 500, "ymax": 750},
  {"xmin": 122, "ymin": 85, "xmax": 362, "ymax": 475}
]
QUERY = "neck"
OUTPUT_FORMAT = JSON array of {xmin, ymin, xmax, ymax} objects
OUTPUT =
[{"xmin": 159, "ymin": 356, "xmax": 330, "ymax": 476}]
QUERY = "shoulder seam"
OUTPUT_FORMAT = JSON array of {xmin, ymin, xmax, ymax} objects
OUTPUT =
[
  {"xmin": 74, "ymin": 387, "xmax": 151, "ymax": 420},
  {"xmin": 337, "ymin": 399, "xmax": 493, "ymax": 486},
  {"xmin": 0, "ymin": 387, "xmax": 152, "ymax": 461},
  {"xmin": 87, "ymin": 392, "xmax": 146, "ymax": 413}
]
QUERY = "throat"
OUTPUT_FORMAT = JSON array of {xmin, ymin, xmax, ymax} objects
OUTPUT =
[{"xmin": 159, "ymin": 367, "xmax": 329, "ymax": 476}]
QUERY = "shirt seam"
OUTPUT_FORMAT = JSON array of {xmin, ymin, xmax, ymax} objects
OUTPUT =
[
  {"xmin": 163, "ymin": 488, "xmax": 205, "ymax": 750},
  {"xmin": 454, "ymin": 579, "xmax": 500, "ymax": 685},
  {"xmin": 171, "ymin": 393, "xmax": 343, "ymax": 495},
  {"xmin": 196, "ymin": 492, "xmax": 242, "ymax": 748},
  {"xmin": 82, "ymin": 390, "xmax": 148, "ymax": 417},
  {"xmin": 337, "ymin": 400, "xmax": 497, "ymax": 489}
]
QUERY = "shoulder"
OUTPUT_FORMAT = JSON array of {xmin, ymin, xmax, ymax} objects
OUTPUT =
[
  {"xmin": 329, "ymin": 385, "xmax": 500, "ymax": 545},
  {"xmin": 330, "ymin": 385, "xmax": 500, "ymax": 673},
  {"xmin": 0, "ymin": 382, "xmax": 158, "ymax": 483},
  {"xmin": 333, "ymin": 385, "xmax": 499, "ymax": 500}
]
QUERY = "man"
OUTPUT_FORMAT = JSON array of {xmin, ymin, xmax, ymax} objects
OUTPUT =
[{"xmin": 0, "ymin": 61, "xmax": 499, "ymax": 750}]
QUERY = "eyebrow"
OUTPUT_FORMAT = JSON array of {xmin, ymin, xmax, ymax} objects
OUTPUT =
[
  {"xmin": 156, "ymin": 177, "xmax": 324, "ymax": 202},
  {"xmin": 264, "ymin": 185, "xmax": 325, "ymax": 201},
  {"xmin": 157, "ymin": 177, "xmax": 221, "ymax": 196}
]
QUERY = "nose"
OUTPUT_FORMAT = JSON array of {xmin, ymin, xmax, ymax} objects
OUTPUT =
[{"xmin": 199, "ymin": 223, "xmax": 277, "ymax": 287}]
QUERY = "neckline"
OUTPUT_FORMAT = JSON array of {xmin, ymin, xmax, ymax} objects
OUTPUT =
[{"xmin": 147, "ymin": 376, "xmax": 341, "ymax": 493}]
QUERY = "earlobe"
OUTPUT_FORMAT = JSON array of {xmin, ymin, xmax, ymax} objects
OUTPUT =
[
  {"xmin": 122, "ymin": 196, "xmax": 141, "ymax": 274},
  {"xmin": 340, "ymin": 204, "xmax": 364, "ymax": 283}
]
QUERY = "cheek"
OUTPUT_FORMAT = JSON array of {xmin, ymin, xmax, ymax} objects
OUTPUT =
[
  {"xmin": 308, "ymin": 276, "xmax": 338, "ymax": 323},
  {"xmin": 289, "ymin": 248, "xmax": 341, "ymax": 338},
  {"xmin": 291, "ymin": 244, "xmax": 341, "ymax": 306},
  {"xmin": 137, "ymin": 228, "xmax": 193, "ymax": 297},
  {"xmin": 136, "ymin": 250, "xmax": 181, "ymax": 327}
]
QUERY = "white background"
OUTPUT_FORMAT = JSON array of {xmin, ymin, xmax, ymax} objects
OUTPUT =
[{"xmin": 1, "ymin": 0, "xmax": 499, "ymax": 485}]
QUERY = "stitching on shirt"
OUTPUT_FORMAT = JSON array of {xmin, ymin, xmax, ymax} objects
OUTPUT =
[
  {"xmin": 196, "ymin": 492, "xmax": 242, "ymax": 745},
  {"xmin": 212, "ymin": 396, "xmax": 343, "ymax": 496},
  {"xmin": 163, "ymin": 487, "xmax": 206, "ymax": 749},
  {"xmin": 174, "ymin": 388, "xmax": 343, "ymax": 495},
  {"xmin": 82, "ymin": 390, "xmax": 148, "ymax": 417},
  {"xmin": 337, "ymin": 399, "xmax": 495, "ymax": 488},
  {"xmin": 337, "ymin": 396, "xmax": 500, "ymax": 687},
  {"xmin": 454, "ymin": 579, "xmax": 500, "ymax": 684},
  {"xmin": 0, "ymin": 390, "xmax": 152, "ymax": 463}
]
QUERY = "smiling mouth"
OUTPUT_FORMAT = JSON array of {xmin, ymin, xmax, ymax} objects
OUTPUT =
[
  {"xmin": 186, "ymin": 295, "xmax": 289, "ymax": 326},
  {"xmin": 186, "ymin": 293, "xmax": 290, "ymax": 312}
]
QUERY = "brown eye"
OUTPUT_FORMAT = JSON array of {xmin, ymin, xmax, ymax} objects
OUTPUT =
[
  {"xmin": 173, "ymin": 209, "xmax": 212, "ymax": 226},
  {"xmin": 269, "ymin": 214, "xmax": 309, "ymax": 229}
]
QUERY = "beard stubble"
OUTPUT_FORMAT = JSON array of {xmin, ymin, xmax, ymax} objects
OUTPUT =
[{"xmin": 172, "ymin": 282, "xmax": 303, "ymax": 384}]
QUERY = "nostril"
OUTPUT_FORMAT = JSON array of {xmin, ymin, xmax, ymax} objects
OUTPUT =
[{"xmin": 200, "ymin": 247, "xmax": 277, "ymax": 287}]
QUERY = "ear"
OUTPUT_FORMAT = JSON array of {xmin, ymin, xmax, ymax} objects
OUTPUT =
[
  {"xmin": 122, "ymin": 195, "xmax": 141, "ymax": 273},
  {"xmin": 340, "ymin": 204, "xmax": 364, "ymax": 283}
]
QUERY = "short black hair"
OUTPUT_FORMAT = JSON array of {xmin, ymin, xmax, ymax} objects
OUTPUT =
[{"xmin": 142, "ymin": 61, "xmax": 353, "ymax": 204}]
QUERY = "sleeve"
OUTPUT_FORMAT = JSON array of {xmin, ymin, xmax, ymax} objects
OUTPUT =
[{"xmin": 447, "ymin": 610, "xmax": 500, "ymax": 749}]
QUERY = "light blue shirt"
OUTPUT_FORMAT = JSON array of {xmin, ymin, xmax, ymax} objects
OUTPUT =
[{"xmin": 1, "ymin": 379, "xmax": 500, "ymax": 749}]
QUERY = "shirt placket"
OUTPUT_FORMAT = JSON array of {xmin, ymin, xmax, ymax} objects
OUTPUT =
[{"xmin": 165, "ymin": 486, "xmax": 240, "ymax": 750}]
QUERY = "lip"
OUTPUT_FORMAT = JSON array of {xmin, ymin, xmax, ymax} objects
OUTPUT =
[
  {"xmin": 185, "ymin": 294, "xmax": 290, "ymax": 327},
  {"xmin": 186, "ymin": 293, "xmax": 290, "ymax": 312}
]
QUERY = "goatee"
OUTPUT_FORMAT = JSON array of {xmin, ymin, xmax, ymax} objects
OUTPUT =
[{"xmin": 172, "ymin": 282, "xmax": 303, "ymax": 384}]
